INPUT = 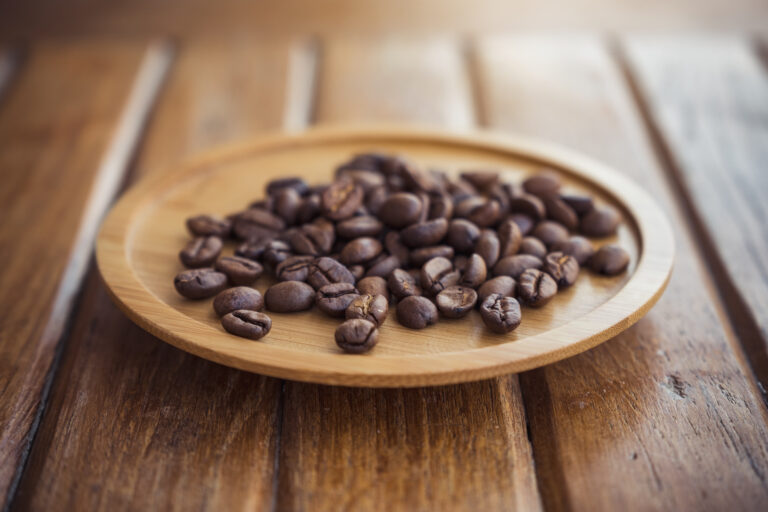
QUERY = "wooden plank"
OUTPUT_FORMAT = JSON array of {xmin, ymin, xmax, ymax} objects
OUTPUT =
[
  {"xmin": 624, "ymin": 36, "xmax": 768, "ymax": 390},
  {"xmin": 12, "ymin": 38, "xmax": 301, "ymax": 511},
  {"xmin": 473, "ymin": 35, "xmax": 768, "ymax": 511},
  {"xmin": 276, "ymin": 37, "xmax": 542, "ymax": 511},
  {"xmin": 0, "ymin": 41, "xmax": 160, "ymax": 506}
]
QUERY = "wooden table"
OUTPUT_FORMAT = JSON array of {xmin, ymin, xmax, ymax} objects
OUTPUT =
[{"xmin": 1, "ymin": 34, "xmax": 768, "ymax": 511}]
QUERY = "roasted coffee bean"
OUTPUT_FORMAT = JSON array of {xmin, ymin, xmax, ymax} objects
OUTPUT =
[
  {"xmin": 453, "ymin": 254, "xmax": 469, "ymax": 272},
  {"xmin": 378, "ymin": 192, "xmax": 423, "ymax": 228},
  {"xmin": 544, "ymin": 196, "xmax": 579, "ymax": 230},
  {"xmin": 415, "ymin": 191, "xmax": 431, "ymax": 223},
  {"xmin": 460, "ymin": 254, "xmax": 487, "ymax": 288},
  {"xmin": 399, "ymin": 162, "xmax": 440, "ymax": 193},
  {"xmin": 215, "ymin": 256, "xmax": 263, "ymax": 285},
  {"xmin": 266, "ymin": 177, "xmax": 309, "ymax": 196},
  {"xmin": 508, "ymin": 213, "xmax": 536, "ymax": 235},
  {"xmin": 265, "ymin": 280, "xmax": 315, "ymax": 312},
  {"xmin": 366, "ymin": 255, "xmax": 400, "ymax": 278},
  {"xmin": 551, "ymin": 235, "xmax": 594, "ymax": 265},
  {"xmin": 543, "ymin": 251, "xmax": 580, "ymax": 288},
  {"xmin": 186, "ymin": 214, "xmax": 231, "ymax": 238},
  {"xmin": 213, "ymin": 286, "xmax": 264, "ymax": 317},
  {"xmin": 221, "ymin": 310, "xmax": 272, "ymax": 340},
  {"xmin": 346, "ymin": 294, "xmax": 389, "ymax": 326},
  {"xmin": 580, "ymin": 206, "xmax": 620, "ymax": 237},
  {"xmin": 337, "ymin": 152, "xmax": 387, "ymax": 173},
  {"xmin": 179, "ymin": 236, "xmax": 222, "ymax": 268},
  {"xmin": 561, "ymin": 194, "xmax": 594, "ymax": 216},
  {"xmin": 235, "ymin": 238, "xmax": 270, "ymax": 262},
  {"xmin": 493, "ymin": 254, "xmax": 543, "ymax": 278},
  {"xmin": 409, "ymin": 245, "xmax": 455, "ymax": 267},
  {"xmin": 174, "ymin": 268, "xmax": 228, "ymax": 299},
  {"xmin": 316, "ymin": 282, "xmax": 360, "ymax": 317},
  {"xmin": 275, "ymin": 255, "xmax": 314, "ymax": 282},
  {"xmin": 447, "ymin": 219, "xmax": 481, "ymax": 253},
  {"xmin": 517, "ymin": 269, "xmax": 558, "ymax": 307},
  {"xmin": 421, "ymin": 257, "xmax": 460, "ymax": 295},
  {"xmin": 428, "ymin": 192, "xmax": 454, "ymax": 220},
  {"xmin": 589, "ymin": 244, "xmax": 630, "ymax": 275},
  {"xmin": 335, "ymin": 319, "xmax": 379, "ymax": 354},
  {"xmin": 400, "ymin": 218, "xmax": 449, "ymax": 247},
  {"xmin": 290, "ymin": 223, "xmax": 335, "ymax": 256},
  {"xmin": 388, "ymin": 268, "xmax": 422, "ymax": 299},
  {"xmin": 363, "ymin": 185, "xmax": 387, "ymax": 215},
  {"xmin": 478, "ymin": 276, "xmax": 517, "ymax": 303},
  {"xmin": 273, "ymin": 187, "xmax": 302, "ymax": 225},
  {"xmin": 307, "ymin": 256, "xmax": 356, "ymax": 289},
  {"xmin": 248, "ymin": 197, "xmax": 274, "ymax": 211},
  {"xmin": 475, "ymin": 229, "xmax": 500, "ymax": 268},
  {"xmin": 479, "ymin": 294, "xmax": 522, "ymax": 333},
  {"xmin": 357, "ymin": 276, "xmax": 389, "ymax": 298},
  {"xmin": 449, "ymin": 177, "xmax": 477, "ymax": 197},
  {"xmin": 498, "ymin": 219, "xmax": 522, "ymax": 258},
  {"xmin": 339, "ymin": 169, "xmax": 385, "ymax": 194},
  {"xmin": 340, "ymin": 237, "xmax": 383, "ymax": 265},
  {"xmin": 509, "ymin": 193, "xmax": 546, "ymax": 220},
  {"xmin": 384, "ymin": 231, "xmax": 410, "ymax": 266},
  {"xmin": 336, "ymin": 215, "xmax": 383, "ymax": 238},
  {"xmin": 436, "ymin": 285, "xmax": 477, "ymax": 319},
  {"xmin": 396, "ymin": 296, "xmax": 438, "ymax": 329},
  {"xmin": 523, "ymin": 172, "xmax": 561, "ymax": 198},
  {"xmin": 519, "ymin": 236, "xmax": 547, "ymax": 259},
  {"xmin": 296, "ymin": 194, "xmax": 322, "ymax": 224},
  {"xmin": 261, "ymin": 240, "xmax": 292, "ymax": 266},
  {"xmin": 322, "ymin": 177, "xmax": 364, "ymax": 221},
  {"xmin": 455, "ymin": 196, "xmax": 501, "ymax": 228},
  {"xmin": 344, "ymin": 265, "xmax": 361, "ymax": 281},
  {"xmin": 459, "ymin": 171, "xmax": 499, "ymax": 191},
  {"xmin": 232, "ymin": 208, "xmax": 285, "ymax": 240},
  {"xmin": 531, "ymin": 220, "xmax": 570, "ymax": 248}
]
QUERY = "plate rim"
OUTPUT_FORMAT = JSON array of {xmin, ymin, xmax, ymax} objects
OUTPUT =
[{"xmin": 96, "ymin": 125, "xmax": 674, "ymax": 387}]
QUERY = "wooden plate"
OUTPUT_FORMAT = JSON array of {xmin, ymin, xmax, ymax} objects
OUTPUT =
[{"xmin": 97, "ymin": 127, "xmax": 674, "ymax": 387}]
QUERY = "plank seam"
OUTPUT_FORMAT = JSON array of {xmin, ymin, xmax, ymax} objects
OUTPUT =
[{"xmin": 283, "ymin": 37, "xmax": 320, "ymax": 132}]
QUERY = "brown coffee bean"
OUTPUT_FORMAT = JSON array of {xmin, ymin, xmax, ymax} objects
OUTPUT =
[
  {"xmin": 186, "ymin": 214, "xmax": 231, "ymax": 238},
  {"xmin": 335, "ymin": 319, "xmax": 379, "ymax": 354},
  {"xmin": 544, "ymin": 196, "xmax": 579, "ymax": 230},
  {"xmin": 290, "ymin": 223, "xmax": 335, "ymax": 256},
  {"xmin": 379, "ymin": 192, "xmax": 423, "ymax": 228},
  {"xmin": 456, "ymin": 197, "xmax": 501, "ymax": 228},
  {"xmin": 478, "ymin": 276, "xmax": 517, "ymax": 303},
  {"xmin": 517, "ymin": 269, "xmax": 558, "ymax": 307},
  {"xmin": 409, "ymin": 245, "xmax": 455, "ymax": 267},
  {"xmin": 493, "ymin": 254, "xmax": 543, "ymax": 278},
  {"xmin": 446, "ymin": 219, "xmax": 481, "ymax": 253},
  {"xmin": 215, "ymin": 256, "xmax": 263, "ymax": 285},
  {"xmin": 179, "ymin": 236, "xmax": 222, "ymax": 268},
  {"xmin": 561, "ymin": 194, "xmax": 594, "ymax": 216},
  {"xmin": 174, "ymin": 268, "xmax": 228, "ymax": 299},
  {"xmin": 296, "ymin": 193, "xmax": 322, "ymax": 224},
  {"xmin": 428, "ymin": 192, "xmax": 454, "ymax": 220},
  {"xmin": 436, "ymin": 285, "xmax": 478, "ymax": 319},
  {"xmin": 475, "ymin": 229, "xmax": 500, "ymax": 268},
  {"xmin": 589, "ymin": 244, "xmax": 630, "ymax": 275},
  {"xmin": 384, "ymin": 231, "xmax": 410, "ymax": 266},
  {"xmin": 235, "ymin": 238, "xmax": 271, "ymax": 262},
  {"xmin": 261, "ymin": 240, "xmax": 292, "ymax": 266},
  {"xmin": 479, "ymin": 294, "xmax": 522, "ymax": 333},
  {"xmin": 346, "ymin": 294, "xmax": 389, "ymax": 326},
  {"xmin": 316, "ymin": 282, "xmax": 360, "ymax": 317},
  {"xmin": 365, "ymin": 255, "xmax": 400, "ymax": 278},
  {"xmin": 400, "ymin": 218, "xmax": 449, "ymax": 247},
  {"xmin": 272, "ymin": 187, "xmax": 301, "ymax": 226},
  {"xmin": 349, "ymin": 265, "xmax": 365, "ymax": 281},
  {"xmin": 232, "ymin": 208, "xmax": 285, "ymax": 240},
  {"xmin": 421, "ymin": 257, "xmax": 460, "ymax": 295},
  {"xmin": 357, "ymin": 276, "xmax": 389, "ymax": 298},
  {"xmin": 388, "ymin": 268, "xmax": 422, "ymax": 299},
  {"xmin": 460, "ymin": 254, "xmax": 487, "ymax": 288},
  {"xmin": 336, "ymin": 215, "xmax": 383, "ymax": 238},
  {"xmin": 221, "ymin": 310, "xmax": 272, "ymax": 340},
  {"xmin": 523, "ymin": 172, "xmax": 561, "ymax": 198},
  {"xmin": 340, "ymin": 237, "xmax": 383, "ymax": 265},
  {"xmin": 551, "ymin": 235, "xmax": 594, "ymax": 265},
  {"xmin": 454, "ymin": 254, "xmax": 468, "ymax": 272},
  {"xmin": 543, "ymin": 251, "xmax": 580, "ymax": 288},
  {"xmin": 213, "ymin": 287, "xmax": 264, "ymax": 317},
  {"xmin": 265, "ymin": 280, "xmax": 315, "ymax": 312},
  {"xmin": 275, "ymin": 255, "xmax": 314, "ymax": 282},
  {"xmin": 266, "ymin": 177, "xmax": 309, "ymax": 196},
  {"xmin": 399, "ymin": 162, "xmax": 440, "ymax": 193},
  {"xmin": 509, "ymin": 193, "xmax": 546, "ymax": 220},
  {"xmin": 508, "ymin": 213, "xmax": 536, "ymax": 235},
  {"xmin": 307, "ymin": 256, "xmax": 356, "ymax": 289},
  {"xmin": 322, "ymin": 178, "xmax": 364, "ymax": 221},
  {"xmin": 498, "ymin": 219, "xmax": 523, "ymax": 258},
  {"xmin": 339, "ymin": 169, "xmax": 386, "ymax": 194},
  {"xmin": 580, "ymin": 206, "xmax": 620, "ymax": 237},
  {"xmin": 519, "ymin": 236, "xmax": 547, "ymax": 259},
  {"xmin": 459, "ymin": 171, "xmax": 499, "ymax": 191},
  {"xmin": 396, "ymin": 296, "xmax": 438, "ymax": 329},
  {"xmin": 531, "ymin": 220, "xmax": 570, "ymax": 248}
]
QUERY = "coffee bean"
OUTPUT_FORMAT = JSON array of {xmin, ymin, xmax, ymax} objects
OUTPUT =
[
  {"xmin": 580, "ymin": 206, "xmax": 620, "ymax": 237},
  {"xmin": 265, "ymin": 280, "xmax": 315, "ymax": 312},
  {"xmin": 346, "ymin": 294, "xmax": 389, "ymax": 326},
  {"xmin": 543, "ymin": 251, "xmax": 580, "ymax": 288},
  {"xmin": 589, "ymin": 244, "xmax": 630, "ymax": 275},
  {"xmin": 290, "ymin": 223, "xmax": 335, "ymax": 256},
  {"xmin": 396, "ymin": 296, "xmax": 438, "ymax": 329},
  {"xmin": 498, "ymin": 219, "xmax": 523, "ymax": 258},
  {"xmin": 179, "ymin": 236, "xmax": 223, "ymax": 268},
  {"xmin": 460, "ymin": 254, "xmax": 487, "ymax": 288},
  {"xmin": 275, "ymin": 255, "xmax": 314, "ymax": 282},
  {"xmin": 335, "ymin": 319, "xmax": 379, "ymax": 354},
  {"xmin": 517, "ymin": 269, "xmax": 558, "ymax": 307},
  {"xmin": 357, "ymin": 276, "xmax": 389, "ymax": 298},
  {"xmin": 349, "ymin": 265, "xmax": 365, "ymax": 281},
  {"xmin": 479, "ymin": 294, "xmax": 522, "ymax": 333},
  {"xmin": 174, "ymin": 268, "xmax": 228, "ymax": 299},
  {"xmin": 316, "ymin": 282, "xmax": 360, "ymax": 317},
  {"xmin": 475, "ymin": 229, "xmax": 501, "ymax": 268},
  {"xmin": 336, "ymin": 215, "xmax": 384, "ymax": 238},
  {"xmin": 266, "ymin": 177, "xmax": 309, "ymax": 196},
  {"xmin": 456, "ymin": 197, "xmax": 502, "ymax": 228},
  {"xmin": 531, "ymin": 220, "xmax": 570, "ymax": 248},
  {"xmin": 186, "ymin": 214, "xmax": 231, "ymax": 238},
  {"xmin": 296, "ymin": 194, "xmax": 322, "ymax": 224},
  {"xmin": 523, "ymin": 172, "xmax": 561, "ymax": 198},
  {"xmin": 365, "ymin": 255, "xmax": 401, "ymax": 278},
  {"xmin": 551, "ymin": 235, "xmax": 594, "ymax": 265},
  {"xmin": 460, "ymin": 171, "xmax": 499, "ymax": 191},
  {"xmin": 493, "ymin": 254, "xmax": 543, "ymax": 278},
  {"xmin": 384, "ymin": 231, "xmax": 410, "ymax": 265},
  {"xmin": 454, "ymin": 254, "xmax": 468, "ymax": 272},
  {"xmin": 509, "ymin": 193, "xmax": 546, "ymax": 220},
  {"xmin": 478, "ymin": 276, "xmax": 517, "ymax": 303},
  {"xmin": 428, "ymin": 192, "xmax": 454, "ymax": 220},
  {"xmin": 339, "ymin": 169, "xmax": 386, "ymax": 194},
  {"xmin": 340, "ymin": 237, "xmax": 383, "ymax": 265},
  {"xmin": 379, "ymin": 192, "xmax": 423, "ymax": 228},
  {"xmin": 447, "ymin": 219, "xmax": 481, "ymax": 253},
  {"xmin": 399, "ymin": 162, "xmax": 440, "ymax": 193},
  {"xmin": 544, "ymin": 196, "xmax": 579, "ymax": 230},
  {"xmin": 215, "ymin": 256, "xmax": 263, "ymax": 285},
  {"xmin": 261, "ymin": 240, "xmax": 292, "ymax": 266},
  {"xmin": 306, "ymin": 256, "xmax": 356, "ymax": 289},
  {"xmin": 232, "ymin": 208, "xmax": 285, "ymax": 240},
  {"xmin": 519, "ymin": 236, "xmax": 547, "ymax": 259},
  {"xmin": 400, "ymin": 218, "xmax": 449, "ymax": 247},
  {"xmin": 221, "ymin": 310, "xmax": 272, "ymax": 340},
  {"xmin": 213, "ymin": 287, "xmax": 264, "ymax": 316},
  {"xmin": 509, "ymin": 213, "xmax": 536, "ymax": 235},
  {"xmin": 388, "ymin": 268, "xmax": 422, "ymax": 299},
  {"xmin": 560, "ymin": 194, "xmax": 594, "ymax": 216},
  {"xmin": 322, "ymin": 178, "xmax": 364, "ymax": 221},
  {"xmin": 436, "ymin": 285, "xmax": 477, "ymax": 319},
  {"xmin": 421, "ymin": 257, "xmax": 460, "ymax": 295},
  {"xmin": 272, "ymin": 187, "xmax": 302, "ymax": 226},
  {"xmin": 235, "ymin": 238, "xmax": 271, "ymax": 262},
  {"xmin": 409, "ymin": 245, "xmax": 455, "ymax": 267}
]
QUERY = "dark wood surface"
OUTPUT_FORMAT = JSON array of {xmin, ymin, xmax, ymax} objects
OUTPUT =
[{"xmin": 0, "ymin": 32, "xmax": 767, "ymax": 512}]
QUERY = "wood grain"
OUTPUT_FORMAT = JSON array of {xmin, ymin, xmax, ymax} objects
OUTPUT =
[
  {"xmin": 276, "ymin": 38, "xmax": 542, "ymax": 510},
  {"xmin": 12, "ymin": 38, "xmax": 299, "ymax": 511},
  {"xmin": 473, "ymin": 34, "xmax": 768, "ymax": 510},
  {"xmin": 624, "ymin": 36, "xmax": 768, "ymax": 391},
  {"xmin": 0, "ymin": 41, "xmax": 151, "ymax": 506}
]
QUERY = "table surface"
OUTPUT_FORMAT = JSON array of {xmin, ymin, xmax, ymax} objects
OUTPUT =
[{"xmin": 1, "ymin": 33, "xmax": 768, "ymax": 511}]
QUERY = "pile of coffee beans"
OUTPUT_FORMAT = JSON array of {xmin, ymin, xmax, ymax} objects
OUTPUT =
[{"xmin": 173, "ymin": 152, "xmax": 630, "ymax": 353}]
